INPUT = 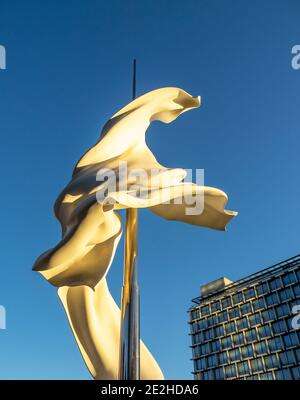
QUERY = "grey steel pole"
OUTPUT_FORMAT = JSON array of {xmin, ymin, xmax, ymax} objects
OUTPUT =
[{"xmin": 119, "ymin": 59, "xmax": 140, "ymax": 380}]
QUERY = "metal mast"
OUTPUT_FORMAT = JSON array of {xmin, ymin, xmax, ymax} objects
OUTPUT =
[{"xmin": 119, "ymin": 59, "xmax": 140, "ymax": 380}]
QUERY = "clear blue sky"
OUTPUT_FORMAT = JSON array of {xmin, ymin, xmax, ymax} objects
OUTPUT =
[{"xmin": 0, "ymin": 0, "xmax": 299, "ymax": 379}]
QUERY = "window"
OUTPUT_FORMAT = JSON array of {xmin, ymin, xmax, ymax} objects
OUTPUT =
[
  {"xmin": 207, "ymin": 315, "xmax": 217, "ymax": 327},
  {"xmin": 218, "ymin": 311, "xmax": 228, "ymax": 323},
  {"xmin": 214, "ymin": 367, "xmax": 224, "ymax": 380},
  {"xmin": 276, "ymin": 303, "xmax": 290, "ymax": 318},
  {"xmin": 207, "ymin": 328, "xmax": 215, "ymax": 340},
  {"xmin": 280, "ymin": 350, "xmax": 295, "ymax": 366},
  {"xmin": 221, "ymin": 297, "xmax": 232, "ymax": 309},
  {"xmin": 237, "ymin": 361, "xmax": 250, "ymax": 376},
  {"xmin": 250, "ymin": 358, "xmax": 264, "ymax": 373},
  {"xmin": 258, "ymin": 324, "xmax": 272, "ymax": 339},
  {"xmin": 200, "ymin": 342, "xmax": 210, "ymax": 355},
  {"xmin": 199, "ymin": 319, "xmax": 208, "ymax": 329},
  {"xmin": 253, "ymin": 298, "xmax": 265, "ymax": 311},
  {"xmin": 203, "ymin": 328, "xmax": 214, "ymax": 341},
  {"xmin": 224, "ymin": 365, "xmax": 236, "ymax": 379},
  {"xmin": 293, "ymin": 283, "xmax": 300, "ymax": 297},
  {"xmin": 269, "ymin": 277, "xmax": 282, "ymax": 291},
  {"xmin": 214, "ymin": 325, "xmax": 225, "ymax": 337},
  {"xmin": 249, "ymin": 313, "xmax": 261, "ymax": 327},
  {"xmin": 207, "ymin": 354, "xmax": 218, "ymax": 368},
  {"xmin": 296, "ymin": 349, "xmax": 300, "ymax": 363},
  {"xmin": 211, "ymin": 340, "xmax": 221, "ymax": 353},
  {"xmin": 262, "ymin": 308, "xmax": 276, "ymax": 322},
  {"xmin": 276, "ymin": 369, "xmax": 292, "ymax": 380},
  {"xmin": 290, "ymin": 299, "xmax": 299, "ymax": 309},
  {"xmin": 264, "ymin": 354, "xmax": 279, "ymax": 370},
  {"xmin": 191, "ymin": 309, "xmax": 200, "ymax": 320},
  {"xmin": 241, "ymin": 344, "xmax": 254, "ymax": 359},
  {"xmin": 211, "ymin": 301, "xmax": 221, "ymax": 312},
  {"xmin": 210, "ymin": 340, "xmax": 219, "ymax": 353},
  {"xmin": 244, "ymin": 287, "xmax": 256, "ymax": 300},
  {"xmin": 272, "ymin": 320, "xmax": 287, "ymax": 334},
  {"xmin": 201, "ymin": 305, "xmax": 210, "ymax": 317},
  {"xmin": 229, "ymin": 306, "xmax": 240, "ymax": 319},
  {"xmin": 218, "ymin": 352, "xmax": 228, "ymax": 365},
  {"xmin": 192, "ymin": 333, "xmax": 202, "ymax": 345},
  {"xmin": 192, "ymin": 346, "xmax": 200, "ymax": 358},
  {"xmin": 241, "ymin": 303, "xmax": 252, "ymax": 316},
  {"xmin": 279, "ymin": 287, "xmax": 293, "ymax": 302},
  {"xmin": 256, "ymin": 282, "xmax": 269, "ymax": 295},
  {"xmin": 259, "ymin": 372, "xmax": 274, "ymax": 380},
  {"xmin": 233, "ymin": 332, "xmax": 244, "ymax": 346},
  {"xmin": 237, "ymin": 317, "xmax": 249, "ymax": 330},
  {"xmin": 191, "ymin": 323, "xmax": 197, "ymax": 334},
  {"xmin": 245, "ymin": 328, "xmax": 257, "ymax": 343},
  {"xmin": 225, "ymin": 321, "xmax": 236, "ymax": 335},
  {"xmin": 221, "ymin": 336, "xmax": 232, "ymax": 350},
  {"xmin": 254, "ymin": 341, "xmax": 267, "ymax": 356},
  {"xmin": 265, "ymin": 293, "xmax": 279, "ymax": 306},
  {"xmin": 196, "ymin": 357, "xmax": 206, "ymax": 370},
  {"xmin": 203, "ymin": 370, "xmax": 215, "ymax": 380},
  {"xmin": 194, "ymin": 360, "xmax": 198, "ymax": 371},
  {"xmin": 292, "ymin": 366, "xmax": 300, "ymax": 380},
  {"xmin": 268, "ymin": 337, "xmax": 282, "ymax": 352},
  {"xmin": 283, "ymin": 332, "xmax": 298, "ymax": 348},
  {"xmin": 282, "ymin": 272, "xmax": 296, "ymax": 286},
  {"xmin": 286, "ymin": 315, "xmax": 296, "ymax": 330},
  {"xmin": 229, "ymin": 348, "xmax": 241, "ymax": 362},
  {"xmin": 232, "ymin": 292, "xmax": 243, "ymax": 305}
]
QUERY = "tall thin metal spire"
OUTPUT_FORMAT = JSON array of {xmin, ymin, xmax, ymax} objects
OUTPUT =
[{"xmin": 119, "ymin": 59, "xmax": 140, "ymax": 380}]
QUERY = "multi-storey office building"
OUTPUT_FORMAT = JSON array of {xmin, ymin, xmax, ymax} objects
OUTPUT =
[{"xmin": 188, "ymin": 255, "xmax": 300, "ymax": 380}]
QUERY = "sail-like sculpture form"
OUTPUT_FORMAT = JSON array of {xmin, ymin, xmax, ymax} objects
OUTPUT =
[{"xmin": 33, "ymin": 87, "xmax": 237, "ymax": 379}]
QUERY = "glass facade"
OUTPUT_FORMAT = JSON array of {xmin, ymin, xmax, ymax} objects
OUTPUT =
[{"xmin": 189, "ymin": 255, "xmax": 300, "ymax": 380}]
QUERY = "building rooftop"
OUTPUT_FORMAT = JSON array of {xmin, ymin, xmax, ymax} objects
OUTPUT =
[
  {"xmin": 200, "ymin": 277, "xmax": 233, "ymax": 298},
  {"xmin": 190, "ymin": 254, "xmax": 300, "ymax": 307}
]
